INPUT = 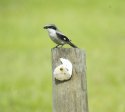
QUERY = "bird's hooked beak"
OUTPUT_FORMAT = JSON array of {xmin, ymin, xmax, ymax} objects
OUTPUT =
[{"xmin": 43, "ymin": 26, "xmax": 48, "ymax": 29}]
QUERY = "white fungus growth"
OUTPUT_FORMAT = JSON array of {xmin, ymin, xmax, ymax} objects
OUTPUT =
[{"xmin": 53, "ymin": 58, "xmax": 72, "ymax": 81}]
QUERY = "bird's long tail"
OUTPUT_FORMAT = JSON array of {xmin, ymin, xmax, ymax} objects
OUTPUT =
[{"xmin": 68, "ymin": 41, "xmax": 78, "ymax": 48}]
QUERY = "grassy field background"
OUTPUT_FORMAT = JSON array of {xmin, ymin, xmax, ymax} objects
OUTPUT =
[{"xmin": 0, "ymin": 0, "xmax": 125, "ymax": 112}]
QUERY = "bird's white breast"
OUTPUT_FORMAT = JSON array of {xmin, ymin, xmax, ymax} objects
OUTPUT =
[
  {"xmin": 46, "ymin": 28, "xmax": 65, "ymax": 45},
  {"xmin": 47, "ymin": 28, "xmax": 56, "ymax": 37}
]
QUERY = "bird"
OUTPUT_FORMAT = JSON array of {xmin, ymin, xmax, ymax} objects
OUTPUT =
[{"xmin": 43, "ymin": 24, "xmax": 78, "ymax": 48}]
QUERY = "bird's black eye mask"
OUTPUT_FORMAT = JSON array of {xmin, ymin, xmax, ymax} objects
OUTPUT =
[{"xmin": 48, "ymin": 26, "xmax": 57, "ymax": 30}]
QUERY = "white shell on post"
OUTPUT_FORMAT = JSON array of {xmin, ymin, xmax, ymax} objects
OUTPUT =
[{"xmin": 53, "ymin": 58, "xmax": 72, "ymax": 81}]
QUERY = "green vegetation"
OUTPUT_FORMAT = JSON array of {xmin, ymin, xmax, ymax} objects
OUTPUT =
[{"xmin": 0, "ymin": 0, "xmax": 125, "ymax": 112}]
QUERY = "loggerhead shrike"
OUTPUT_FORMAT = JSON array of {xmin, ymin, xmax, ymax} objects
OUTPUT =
[{"xmin": 43, "ymin": 24, "xmax": 78, "ymax": 48}]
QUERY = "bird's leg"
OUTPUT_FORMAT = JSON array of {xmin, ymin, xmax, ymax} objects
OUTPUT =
[
  {"xmin": 53, "ymin": 44, "xmax": 60, "ymax": 48},
  {"xmin": 53, "ymin": 44, "xmax": 65, "ymax": 48},
  {"xmin": 60, "ymin": 44, "xmax": 64, "ymax": 48}
]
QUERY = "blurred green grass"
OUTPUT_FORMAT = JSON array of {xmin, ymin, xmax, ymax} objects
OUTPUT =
[{"xmin": 0, "ymin": 0, "xmax": 125, "ymax": 112}]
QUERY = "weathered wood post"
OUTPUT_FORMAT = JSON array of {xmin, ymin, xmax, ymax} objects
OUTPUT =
[{"xmin": 51, "ymin": 48, "xmax": 88, "ymax": 112}]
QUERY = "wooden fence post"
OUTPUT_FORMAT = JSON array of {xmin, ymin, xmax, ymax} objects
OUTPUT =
[{"xmin": 51, "ymin": 48, "xmax": 88, "ymax": 112}]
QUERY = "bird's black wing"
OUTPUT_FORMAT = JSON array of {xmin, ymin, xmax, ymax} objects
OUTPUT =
[
  {"xmin": 56, "ymin": 32, "xmax": 70, "ymax": 42},
  {"xmin": 56, "ymin": 31, "xmax": 78, "ymax": 48}
]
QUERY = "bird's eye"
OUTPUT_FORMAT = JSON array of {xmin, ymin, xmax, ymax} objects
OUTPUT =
[{"xmin": 50, "ymin": 26, "xmax": 56, "ymax": 30}]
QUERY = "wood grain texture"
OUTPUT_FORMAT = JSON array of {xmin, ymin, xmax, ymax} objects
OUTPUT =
[{"xmin": 51, "ymin": 48, "xmax": 88, "ymax": 112}]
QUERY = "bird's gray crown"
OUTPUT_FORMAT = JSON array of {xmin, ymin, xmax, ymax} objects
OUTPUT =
[{"xmin": 43, "ymin": 24, "xmax": 57, "ymax": 30}]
